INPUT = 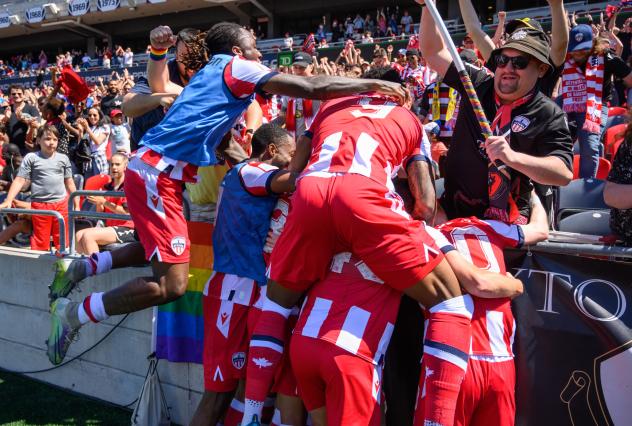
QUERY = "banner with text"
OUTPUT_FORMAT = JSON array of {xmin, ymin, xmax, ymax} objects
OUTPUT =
[
  {"xmin": 68, "ymin": 0, "xmax": 91, "ymax": 16},
  {"xmin": 25, "ymin": 6, "xmax": 45, "ymax": 24},
  {"xmin": 97, "ymin": 0, "xmax": 120, "ymax": 12},
  {"xmin": 506, "ymin": 249, "xmax": 632, "ymax": 426}
]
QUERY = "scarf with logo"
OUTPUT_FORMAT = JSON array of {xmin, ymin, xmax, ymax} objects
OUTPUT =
[
  {"xmin": 561, "ymin": 53, "xmax": 605, "ymax": 134},
  {"xmin": 285, "ymin": 98, "xmax": 314, "ymax": 133},
  {"xmin": 430, "ymin": 81, "xmax": 458, "ymax": 128},
  {"xmin": 484, "ymin": 90, "xmax": 534, "ymax": 224}
]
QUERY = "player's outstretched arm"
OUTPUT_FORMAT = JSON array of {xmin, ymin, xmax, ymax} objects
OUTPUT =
[
  {"xmin": 446, "ymin": 251, "xmax": 524, "ymax": 299},
  {"xmin": 520, "ymin": 191, "xmax": 549, "ymax": 246},
  {"xmin": 269, "ymin": 170, "xmax": 297, "ymax": 194},
  {"xmin": 289, "ymin": 134, "xmax": 312, "ymax": 174},
  {"xmin": 426, "ymin": 226, "xmax": 524, "ymax": 298},
  {"xmin": 261, "ymin": 73, "xmax": 409, "ymax": 105}
]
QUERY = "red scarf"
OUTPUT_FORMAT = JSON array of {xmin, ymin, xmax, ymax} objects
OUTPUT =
[
  {"xmin": 285, "ymin": 98, "xmax": 313, "ymax": 132},
  {"xmin": 485, "ymin": 91, "xmax": 534, "ymax": 224}
]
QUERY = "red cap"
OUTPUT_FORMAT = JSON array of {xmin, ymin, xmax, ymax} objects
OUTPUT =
[{"xmin": 110, "ymin": 109, "xmax": 123, "ymax": 118}]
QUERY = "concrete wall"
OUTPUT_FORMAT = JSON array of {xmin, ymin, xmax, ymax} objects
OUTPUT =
[{"xmin": 0, "ymin": 246, "xmax": 202, "ymax": 426}]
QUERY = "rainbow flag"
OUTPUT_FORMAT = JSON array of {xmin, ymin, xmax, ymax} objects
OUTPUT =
[{"xmin": 155, "ymin": 221, "xmax": 213, "ymax": 363}]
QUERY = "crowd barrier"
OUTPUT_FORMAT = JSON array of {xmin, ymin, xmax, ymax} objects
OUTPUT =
[
  {"xmin": 0, "ymin": 207, "xmax": 66, "ymax": 251},
  {"xmin": 67, "ymin": 189, "xmax": 129, "ymax": 255}
]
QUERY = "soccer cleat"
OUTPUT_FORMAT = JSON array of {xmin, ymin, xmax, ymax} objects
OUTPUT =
[
  {"xmin": 46, "ymin": 298, "xmax": 82, "ymax": 365},
  {"xmin": 243, "ymin": 415, "xmax": 261, "ymax": 426},
  {"xmin": 49, "ymin": 258, "xmax": 88, "ymax": 303}
]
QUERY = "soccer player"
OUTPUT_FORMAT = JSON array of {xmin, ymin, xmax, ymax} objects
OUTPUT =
[
  {"xmin": 241, "ymin": 67, "xmax": 521, "ymax": 426},
  {"xmin": 414, "ymin": 193, "xmax": 549, "ymax": 426},
  {"xmin": 191, "ymin": 124, "xmax": 296, "ymax": 426},
  {"xmin": 46, "ymin": 22, "xmax": 408, "ymax": 366}
]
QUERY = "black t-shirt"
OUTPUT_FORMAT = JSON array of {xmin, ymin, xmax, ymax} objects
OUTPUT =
[
  {"xmin": 100, "ymin": 94, "xmax": 123, "ymax": 117},
  {"xmin": 129, "ymin": 59, "xmax": 184, "ymax": 150},
  {"xmin": 6, "ymin": 103, "xmax": 40, "ymax": 154},
  {"xmin": 441, "ymin": 62, "xmax": 573, "ymax": 219},
  {"xmin": 618, "ymin": 32, "xmax": 632, "ymax": 62}
]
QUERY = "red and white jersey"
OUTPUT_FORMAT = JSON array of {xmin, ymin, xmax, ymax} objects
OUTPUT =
[
  {"xmin": 256, "ymin": 93, "xmax": 281, "ymax": 123},
  {"xmin": 294, "ymin": 252, "xmax": 402, "ymax": 366},
  {"xmin": 303, "ymin": 95, "xmax": 424, "ymax": 189},
  {"xmin": 436, "ymin": 217, "xmax": 524, "ymax": 359}
]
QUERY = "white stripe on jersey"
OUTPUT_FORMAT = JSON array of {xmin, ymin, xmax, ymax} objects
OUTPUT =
[
  {"xmin": 250, "ymin": 339, "xmax": 284, "ymax": 353},
  {"xmin": 307, "ymin": 131, "xmax": 342, "ymax": 173},
  {"xmin": 424, "ymin": 345, "xmax": 469, "ymax": 372},
  {"xmin": 348, "ymin": 132, "xmax": 380, "ymax": 177},
  {"xmin": 375, "ymin": 322, "xmax": 395, "ymax": 363},
  {"xmin": 302, "ymin": 297, "xmax": 332, "ymax": 338},
  {"xmin": 486, "ymin": 310, "xmax": 510, "ymax": 357},
  {"xmin": 335, "ymin": 306, "xmax": 371, "ymax": 355}
]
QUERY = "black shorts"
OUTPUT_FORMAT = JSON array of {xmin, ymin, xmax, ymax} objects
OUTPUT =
[{"xmin": 112, "ymin": 226, "xmax": 138, "ymax": 244}]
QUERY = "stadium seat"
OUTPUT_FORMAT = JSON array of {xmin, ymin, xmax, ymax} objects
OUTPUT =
[
  {"xmin": 604, "ymin": 114, "xmax": 627, "ymax": 131},
  {"xmin": 572, "ymin": 156, "xmax": 611, "ymax": 180},
  {"xmin": 603, "ymin": 123, "xmax": 627, "ymax": 160},
  {"xmin": 554, "ymin": 178, "xmax": 608, "ymax": 228},
  {"xmin": 612, "ymin": 139, "xmax": 624, "ymax": 159},
  {"xmin": 607, "ymin": 106, "xmax": 627, "ymax": 117},
  {"xmin": 557, "ymin": 210, "xmax": 611, "ymax": 236}
]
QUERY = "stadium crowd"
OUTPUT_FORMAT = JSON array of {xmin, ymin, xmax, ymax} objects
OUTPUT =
[{"xmin": 0, "ymin": 0, "xmax": 631, "ymax": 425}]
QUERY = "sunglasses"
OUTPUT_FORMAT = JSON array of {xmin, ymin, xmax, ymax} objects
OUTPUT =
[{"xmin": 495, "ymin": 54, "xmax": 531, "ymax": 70}]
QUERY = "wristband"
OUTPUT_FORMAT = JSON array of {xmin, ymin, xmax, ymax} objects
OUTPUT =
[{"xmin": 150, "ymin": 46, "xmax": 168, "ymax": 61}]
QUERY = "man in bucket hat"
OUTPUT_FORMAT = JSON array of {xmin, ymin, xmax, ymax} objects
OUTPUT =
[{"xmin": 418, "ymin": 0, "xmax": 573, "ymax": 223}]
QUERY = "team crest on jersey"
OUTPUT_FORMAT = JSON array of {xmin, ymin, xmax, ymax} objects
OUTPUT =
[
  {"xmin": 170, "ymin": 236, "xmax": 186, "ymax": 256},
  {"xmin": 511, "ymin": 115, "xmax": 530, "ymax": 133},
  {"xmin": 232, "ymin": 352, "xmax": 246, "ymax": 370},
  {"xmin": 575, "ymin": 32, "xmax": 584, "ymax": 42},
  {"xmin": 511, "ymin": 30, "xmax": 528, "ymax": 40}
]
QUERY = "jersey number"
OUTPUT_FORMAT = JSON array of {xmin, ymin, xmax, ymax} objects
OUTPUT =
[{"xmin": 450, "ymin": 227, "xmax": 502, "ymax": 273}]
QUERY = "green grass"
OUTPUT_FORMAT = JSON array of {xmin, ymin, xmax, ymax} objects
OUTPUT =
[{"xmin": 0, "ymin": 370, "xmax": 132, "ymax": 425}]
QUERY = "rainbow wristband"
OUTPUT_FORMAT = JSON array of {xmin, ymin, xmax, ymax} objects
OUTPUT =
[{"xmin": 150, "ymin": 46, "xmax": 168, "ymax": 61}]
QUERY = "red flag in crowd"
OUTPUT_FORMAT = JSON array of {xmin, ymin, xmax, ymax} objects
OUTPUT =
[
  {"xmin": 407, "ymin": 34, "xmax": 419, "ymax": 51},
  {"xmin": 606, "ymin": 4, "xmax": 619, "ymax": 18},
  {"xmin": 58, "ymin": 65, "xmax": 90, "ymax": 104},
  {"xmin": 302, "ymin": 33, "xmax": 316, "ymax": 56}
]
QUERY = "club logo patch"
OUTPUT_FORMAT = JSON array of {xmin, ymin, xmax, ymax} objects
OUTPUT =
[
  {"xmin": 232, "ymin": 352, "xmax": 246, "ymax": 370},
  {"xmin": 511, "ymin": 30, "xmax": 528, "ymax": 40},
  {"xmin": 170, "ymin": 236, "xmax": 186, "ymax": 256},
  {"xmin": 575, "ymin": 32, "xmax": 584, "ymax": 42},
  {"xmin": 511, "ymin": 115, "xmax": 531, "ymax": 133}
]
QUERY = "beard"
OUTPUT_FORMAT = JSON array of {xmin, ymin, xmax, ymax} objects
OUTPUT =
[{"xmin": 497, "ymin": 77, "xmax": 519, "ymax": 94}]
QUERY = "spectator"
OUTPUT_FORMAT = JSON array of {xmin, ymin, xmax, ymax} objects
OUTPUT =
[
  {"xmin": 3, "ymin": 84, "xmax": 41, "ymax": 155},
  {"xmin": 560, "ymin": 24, "xmax": 632, "ymax": 178},
  {"xmin": 38, "ymin": 50, "xmax": 48, "ymax": 70},
  {"xmin": 420, "ymin": 4, "xmax": 573, "ymax": 221},
  {"xmin": 81, "ymin": 52, "xmax": 91, "ymax": 70},
  {"xmin": 41, "ymin": 97, "xmax": 82, "ymax": 156},
  {"xmin": 123, "ymin": 47, "xmax": 134, "ymax": 68},
  {"xmin": 604, "ymin": 125, "xmax": 632, "ymax": 245},
  {"xmin": 100, "ymin": 79, "xmax": 123, "ymax": 117},
  {"xmin": 353, "ymin": 14, "xmax": 364, "ymax": 33},
  {"xmin": 109, "ymin": 109, "xmax": 131, "ymax": 154},
  {"xmin": 318, "ymin": 38, "xmax": 329, "ymax": 49},
  {"xmin": 365, "ymin": 13, "xmax": 376, "ymax": 35},
  {"xmin": 315, "ymin": 25, "xmax": 326, "ymax": 41},
  {"xmin": 331, "ymin": 20, "xmax": 343, "ymax": 42},
  {"xmin": 377, "ymin": 11, "xmax": 387, "ymax": 37},
  {"xmin": 75, "ymin": 153, "xmax": 136, "ymax": 255},
  {"xmin": 362, "ymin": 31, "xmax": 374, "ymax": 44},
  {"xmin": 102, "ymin": 47, "xmax": 112, "ymax": 69},
  {"xmin": 280, "ymin": 52, "xmax": 321, "ymax": 140},
  {"xmin": 372, "ymin": 48, "xmax": 390, "ymax": 67},
  {"xmin": 401, "ymin": 10, "xmax": 414, "ymax": 34},
  {"xmin": 283, "ymin": 32, "xmax": 293, "ymax": 50},
  {"xmin": 75, "ymin": 107, "xmax": 110, "ymax": 178},
  {"xmin": 115, "ymin": 45, "xmax": 125, "ymax": 67},
  {"xmin": 0, "ymin": 143, "xmax": 25, "ymax": 193},
  {"xmin": 0, "ymin": 125, "xmax": 79, "ymax": 251}
]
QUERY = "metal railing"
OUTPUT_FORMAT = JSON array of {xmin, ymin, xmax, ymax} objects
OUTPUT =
[
  {"xmin": 529, "ymin": 241, "xmax": 632, "ymax": 260},
  {"xmin": 0, "ymin": 207, "xmax": 66, "ymax": 252},
  {"xmin": 67, "ymin": 190, "xmax": 130, "ymax": 255}
]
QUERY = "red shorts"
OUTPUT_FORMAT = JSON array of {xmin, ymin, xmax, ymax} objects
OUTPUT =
[
  {"xmin": 290, "ymin": 334, "xmax": 382, "ymax": 425},
  {"xmin": 125, "ymin": 156, "xmax": 190, "ymax": 263},
  {"xmin": 203, "ymin": 292, "xmax": 251, "ymax": 392},
  {"xmin": 31, "ymin": 198, "xmax": 68, "ymax": 251},
  {"xmin": 455, "ymin": 358, "xmax": 516, "ymax": 426},
  {"xmin": 270, "ymin": 175, "xmax": 443, "ymax": 292}
]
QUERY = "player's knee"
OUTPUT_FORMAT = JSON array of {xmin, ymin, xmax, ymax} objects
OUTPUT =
[{"xmin": 160, "ymin": 272, "xmax": 188, "ymax": 302}]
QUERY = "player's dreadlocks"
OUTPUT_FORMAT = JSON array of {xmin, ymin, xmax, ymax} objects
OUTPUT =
[
  {"xmin": 177, "ymin": 28, "xmax": 208, "ymax": 73},
  {"xmin": 178, "ymin": 22, "xmax": 250, "ymax": 72}
]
